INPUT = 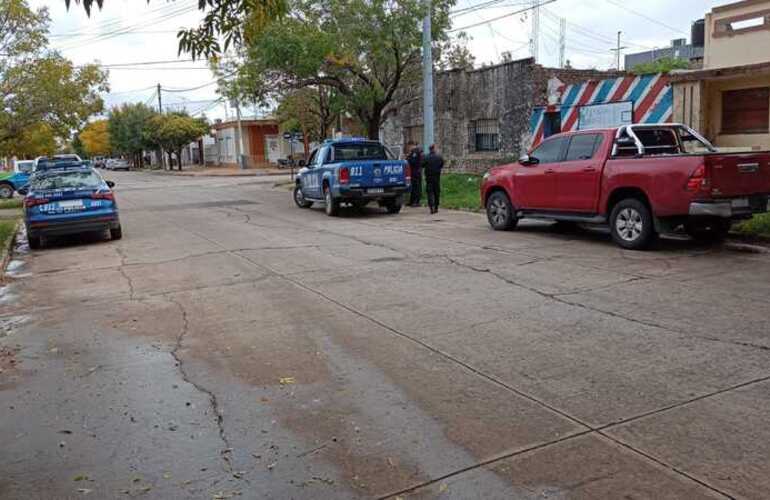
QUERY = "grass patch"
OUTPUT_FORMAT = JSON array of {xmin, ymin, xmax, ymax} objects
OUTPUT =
[
  {"xmin": 416, "ymin": 173, "xmax": 482, "ymax": 211},
  {"xmin": 733, "ymin": 213, "xmax": 770, "ymax": 238},
  {"xmin": 0, "ymin": 198, "xmax": 22, "ymax": 210},
  {"xmin": 0, "ymin": 219, "xmax": 18, "ymax": 253}
]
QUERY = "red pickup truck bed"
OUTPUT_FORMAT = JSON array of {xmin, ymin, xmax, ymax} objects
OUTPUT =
[{"xmin": 481, "ymin": 124, "xmax": 770, "ymax": 249}]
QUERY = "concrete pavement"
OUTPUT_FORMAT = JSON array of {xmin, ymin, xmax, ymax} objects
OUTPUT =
[{"xmin": 2, "ymin": 171, "xmax": 770, "ymax": 499}]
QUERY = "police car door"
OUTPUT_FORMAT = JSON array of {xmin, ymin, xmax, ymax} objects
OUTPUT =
[{"xmin": 302, "ymin": 149, "xmax": 322, "ymax": 199}]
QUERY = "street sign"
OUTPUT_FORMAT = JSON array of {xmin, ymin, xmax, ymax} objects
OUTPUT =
[
  {"xmin": 282, "ymin": 132, "xmax": 292, "ymax": 140},
  {"xmin": 578, "ymin": 101, "xmax": 633, "ymax": 130}
]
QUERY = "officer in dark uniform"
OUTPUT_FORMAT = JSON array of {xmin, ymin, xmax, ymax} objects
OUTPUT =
[
  {"xmin": 424, "ymin": 144, "xmax": 444, "ymax": 214},
  {"xmin": 406, "ymin": 142, "xmax": 423, "ymax": 207}
]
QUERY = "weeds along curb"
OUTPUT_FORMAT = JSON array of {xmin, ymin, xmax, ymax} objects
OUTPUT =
[{"xmin": 0, "ymin": 220, "xmax": 20, "ymax": 279}]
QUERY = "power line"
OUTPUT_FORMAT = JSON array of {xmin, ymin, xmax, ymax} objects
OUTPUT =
[
  {"xmin": 449, "ymin": 0, "xmax": 557, "ymax": 33},
  {"xmin": 53, "ymin": 0, "xmax": 196, "ymax": 37},
  {"xmin": 603, "ymin": 0, "xmax": 688, "ymax": 36},
  {"xmin": 106, "ymin": 85, "xmax": 158, "ymax": 96}
]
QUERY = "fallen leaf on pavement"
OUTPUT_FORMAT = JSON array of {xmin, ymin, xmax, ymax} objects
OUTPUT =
[
  {"xmin": 73, "ymin": 475, "xmax": 88, "ymax": 482},
  {"xmin": 439, "ymin": 482, "xmax": 448, "ymax": 493},
  {"xmin": 278, "ymin": 377, "xmax": 295, "ymax": 385},
  {"xmin": 77, "ymin": 488, "xmax": 92, "ymax": 495}
]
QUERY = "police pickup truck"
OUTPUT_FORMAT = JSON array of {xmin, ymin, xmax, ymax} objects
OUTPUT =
[{"xmin": 293, "ymin": 138, "xmax": 411, "ymax": 216}]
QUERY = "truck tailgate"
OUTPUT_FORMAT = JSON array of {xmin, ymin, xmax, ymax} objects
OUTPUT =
[
  {"xmin": 706, "ymin": 152, "xmax": 770, "ymax": 197},
  {"xmin": 350, "ymin": 160, "xmax": 407, "ymax": 187}
]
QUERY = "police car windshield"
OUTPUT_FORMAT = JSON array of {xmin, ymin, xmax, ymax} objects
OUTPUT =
[
  {"xmin": 31, "ymin": 170, "xmax": 103, "ymax": 191},
  {"xmin": 333, "ymin": 143, "xmax": 389, "ymax": 161}
]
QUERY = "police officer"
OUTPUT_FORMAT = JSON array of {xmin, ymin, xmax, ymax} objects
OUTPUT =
[
  {"xmin": 424, "ymin": 144, "xmax": 444, "ymax": 214},
  {"xmin": 406, "ymin": 142, "xmax": 423, "ymax": 207}
]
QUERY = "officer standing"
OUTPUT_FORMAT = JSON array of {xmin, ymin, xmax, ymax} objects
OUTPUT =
[
  {"xmin": 424, "ymin": 144, "xmax": 444, "ymax": 214},
  {"xmin": 406, "ymin": 142, "xmax": 423, "ymax": 207}
]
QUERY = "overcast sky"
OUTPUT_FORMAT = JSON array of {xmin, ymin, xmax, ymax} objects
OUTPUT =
[{"xmin": 35, "ymin": 0, "xmax": 726, "ymax": 122}]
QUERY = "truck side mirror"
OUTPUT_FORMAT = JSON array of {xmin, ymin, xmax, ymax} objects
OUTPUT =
[{"xmin": 519, "ymin": 154, "xmax": 539, "ymax": 166}]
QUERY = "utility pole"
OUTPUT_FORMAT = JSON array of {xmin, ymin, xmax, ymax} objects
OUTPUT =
[
  {"xmin": 157, "ymin": 83, "xmax": 166, "ymax": 170},
  {"xmin": 234, "ymin": 100, "xmax": 246, "ymax": 170},
  {"xmin": 530, "ymin": 0, "xmax": 540, "ymax": 62},
  {"xmin": 610, "ymin": 31, "xmax": 628, "ymax": 71},
  {"xmin": 559, "ymin": 17, "xmax": 566, "ymax": 68},
  {"xmin": 422, "ymin": 0, "xmax": 434, "ymax": 154}
]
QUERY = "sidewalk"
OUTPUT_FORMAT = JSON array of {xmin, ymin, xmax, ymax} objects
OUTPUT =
[{"xmin": 147, "ymin": 165, "xmax": 292, "ymax": 177}]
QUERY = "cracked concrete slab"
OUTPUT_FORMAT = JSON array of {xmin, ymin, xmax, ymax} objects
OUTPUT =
[
  {"xmin": 607, "ymin": 379, "xmax": 770, "ymax": 499},
  {"xmin": 4, "ymin": 171, "xmax": 770, "ymax": 499}
]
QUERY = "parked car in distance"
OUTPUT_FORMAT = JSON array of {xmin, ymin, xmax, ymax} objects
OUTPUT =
[
  {"xmin": 19, "ymin": 165, "xmax": 122, "ymax": 249},
  {"xmin": 0, "ymin": 160, "xmax": 35, "ymax": 198},
  {"xmin": 293, "ymin": 138, "xmax": 411, "ymax": 216},
  {"xmin": 481, "ymin": 123, "xmax": 770, "ymax": 250},
  {"xmin": 105, "ymin": 159, "xmax": 130, "ymax": 171},
  {"xmin": 93, "ymin": 156, "xmax": 106, "ymax": 168}
]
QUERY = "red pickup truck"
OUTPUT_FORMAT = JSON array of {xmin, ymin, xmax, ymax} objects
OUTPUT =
[{"xmin": 481, "ymin": 123, "xmax": 770, "ymax": 249}]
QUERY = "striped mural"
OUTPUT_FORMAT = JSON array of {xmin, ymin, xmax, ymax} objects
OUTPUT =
[{"xmin": 530, "ymin": 73, "xmax": 673, "ymax": 148}]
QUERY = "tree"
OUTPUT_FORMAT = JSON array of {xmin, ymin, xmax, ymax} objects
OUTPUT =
[
  {"xmin": 67, "ymin": 0, "xmax": 287, "ymax": 58},
  {"xmin": 0, "ymin": 123, "xmax": 56, "ymax": 158},
  {"xmin": 439, "ymin": 32, "xmax": 475, "ymax": 71},
  {"xmin": 631, "ymin": 57, "xmax": 690, "ymax": 75},
  {"xmin": 108, "ymin": 103, "xmax": 157, "ymax": 168},
  {"xmin": 0, "ymin": 0, "xmax": 108, "ymax": 152},
  {"xmin": 146, "ymin": 113, "xmax": 209, "ymax": 170},
  {"xmin": 224, "ymin": 0, "xmax": 453, "ymax": 139},
  {"xmin": 79, "ymin": 120, "xmax": 111, "ymax": 157},
  {"xmin": 276, "ymin": 87, "xmax": 341, "ymax": 156}
]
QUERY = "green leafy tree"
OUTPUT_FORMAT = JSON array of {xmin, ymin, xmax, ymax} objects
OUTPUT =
[
  {"xmin": 224, "ymin": 0, "xmax": 453, "ymax": 139},
  {"xmin": 0, "ymin": 0, "xmax": 108, "ymax": 151},
  {"xmin": 439, "ymin": 31, "xmax": 475, "ymax": 71},
  {"xmin": 276, "ymin": 87, "xmax": 342, "ymax": 156},
  {"xmin": 108, "ymin": 103, "xmax": 157, "ymax": 168},
  {"xmin": 146, "ymin": 113, "xmax": 209, "ymax": 170},
  {"xmin": 631, "ymin": 57, "xmax": 691, "ymax": 75},
  {"xmin": 66, "ymin": 0, "xmax": 287, "ymax": 58}
]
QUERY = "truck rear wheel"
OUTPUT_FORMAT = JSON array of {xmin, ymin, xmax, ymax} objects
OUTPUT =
[
  {"xmin": 685, "ymin": 218, "xmax": 731, "ymax": 243},
  {"xmin": 324, "ymin": 185, "xmax": 339, "ymax": 216},
  {"xmin": 610, "ymin": 198, "xmax": 655, "ymax": 250},
  {"xmin": 0, "ymin": 182, "xmax": 13, "ymax": 199},
  {"xmin": 486, "ymin": 191, "xmax": 517, "ymax": 230},
  {"xmin": 383, "ymin": 198, "xmax": 402, "ymax": 214}
]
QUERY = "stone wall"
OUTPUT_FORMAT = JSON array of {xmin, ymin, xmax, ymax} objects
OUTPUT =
[{"xmin": 381, "ymin": 58, "xmax": 624, "ymax": 174}]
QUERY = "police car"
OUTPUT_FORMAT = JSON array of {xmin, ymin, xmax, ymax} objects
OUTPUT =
[{"xmin": 293, "ymin": 138, "xmax": 411, "ymax": 216}]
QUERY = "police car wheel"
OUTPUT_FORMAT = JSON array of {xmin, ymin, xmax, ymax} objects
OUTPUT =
[
  {"xmin": 324, "ymin": 186, "xmax": 339, "ymax": 216},
  {"xmin": 293, "ymin": 185, "xmax": 312, "ymax": 208},
  {"xmin": 0, "ymin": 183, "xmax": 13, "ymax": 199},
  {"xmin": 28, "ymin": 235, "xmax": 42, "ymax": 250}
]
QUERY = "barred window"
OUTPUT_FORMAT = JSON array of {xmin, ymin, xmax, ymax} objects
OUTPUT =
[
  {"xmin": 469, "ymin": 119, "xmax": 499, "ymax": 152},
  {"xmin": 403, "ymin": 125, "xmax": 424, "ymax": 148}
]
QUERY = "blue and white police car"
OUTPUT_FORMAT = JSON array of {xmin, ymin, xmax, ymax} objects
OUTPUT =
[{"xmin": 293, "ymin": 138, "xmax": 411, "ymax": 216}]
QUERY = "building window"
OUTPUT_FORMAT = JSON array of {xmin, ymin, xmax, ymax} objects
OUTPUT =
[
  {"xmin": 468, "ymin": 119, "xmax": 499, "ymax": 152},
  {"xmin": 721, "ymin": 87, "xmax": 770, "ymax": 135},
  {"xmin": 403, "ymin": 125, "xmax": 424, "ymax": 148},
  {"xmin": 714, "ymin": 10, "xmax": 770, "ymax": 38}
]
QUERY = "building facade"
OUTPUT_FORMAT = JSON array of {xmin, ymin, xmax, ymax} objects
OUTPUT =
[
  {"xmin": 213, "ymin": 118, "xmax": 285, "ymax": 168},
  {"xmin": 381, "ymin": 57, "xmax": 621, "ymax": 173},
  {"xmin": 670, "ymin": 0, "xmax": 770, "ymax": 151},
  {"xmin": 529, "ymin": 73, "xmax": 674, "ymax": 148}
]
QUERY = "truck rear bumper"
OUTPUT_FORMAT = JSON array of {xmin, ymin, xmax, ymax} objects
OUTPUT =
[
  {"xmin": 337, "ymin": 186, "xmax": 410, "ymax": 199},
  {"xmin": 689, "ymin": 195, "xmax": 769, "ymax": 218}
]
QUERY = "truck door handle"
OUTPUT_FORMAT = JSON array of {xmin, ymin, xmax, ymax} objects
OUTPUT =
[
  {"xmin": 545, "ymin": 168, "xmax": 555, "ymax": 174},
  {"xmin": 582, "ymin": 167, "xmax": 596, "ymax": 172}
]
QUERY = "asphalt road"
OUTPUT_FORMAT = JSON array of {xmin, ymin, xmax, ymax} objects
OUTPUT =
[{"xmin": 2, "ymin": 170, "xmax": 770, "ymax": 499}]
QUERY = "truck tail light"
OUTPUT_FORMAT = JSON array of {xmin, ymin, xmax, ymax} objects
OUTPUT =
[
  {"xmin": 339, "ymin": 167, "xmax": 350, "ymax": 184},
  {"xmin": 405, "ymin": 164, "xmax": 411, "ymax": 183},
  {"xmin": 92, "ymin": 190, "xmax": 114, "ymax": 201},
  {"xmin": 686, "ymin": 164, "xmax": 709, "ymax": 192},
  {"xmin": 24, "ymin": 197, "xmax": 49, "ymax": 208}
]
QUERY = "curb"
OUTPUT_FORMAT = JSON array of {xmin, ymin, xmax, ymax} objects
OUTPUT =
[
  {"xmin": 724, "ymin": 241, "xmax": 770, "ymax": 254},
  {"xmin": 0, "ymin": 220, "xmax": 20, "ymax": 279}
]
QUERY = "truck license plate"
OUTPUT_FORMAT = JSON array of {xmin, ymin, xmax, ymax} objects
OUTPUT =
[
  {"xmin": 731, "ymin": 198, "xmax": 749, "ymax": 209},
  {"xmin": 367, "ymin": 188, "xmax": 384, "ymax": 194}
]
